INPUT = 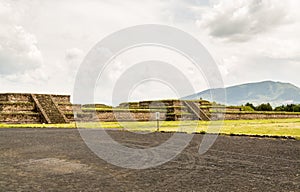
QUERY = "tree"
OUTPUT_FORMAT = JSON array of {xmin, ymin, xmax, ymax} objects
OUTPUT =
[
  {"xmin": 256, "ymin": 103, "xmax": 273, "ymax": 111},
  {"xmin": 274, "ymin": 104, "xmax": 300, "ymax": 112},
  {"xmin": 293, "ymin": 105, "xmax": 300, "ymax": 112},
  {"xmin": 274, "ymin": 105, "xmax": 285, "ymax": 111},
  {"xmin": 285, "ymin": 104, "xmax": 295, "ymax": 112}
]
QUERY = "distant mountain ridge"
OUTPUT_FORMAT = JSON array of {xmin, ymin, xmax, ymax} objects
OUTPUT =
[{"xmin": 183, "ymin": 81, "xmax": 300, "ymax": 106}]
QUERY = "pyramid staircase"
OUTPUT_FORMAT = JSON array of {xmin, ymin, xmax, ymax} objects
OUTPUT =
[
  {"xmin": 31, "ymin": 94, "xmax": 68, "ymax": 124},
  {"xmin": 182, "ymin": 100, "xmax": 211, "ymax": 121}
]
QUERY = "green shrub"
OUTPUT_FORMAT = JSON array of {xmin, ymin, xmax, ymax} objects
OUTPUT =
[{"xmin": 241, "ymin": 106, "xmax": 255, "ymax": 111}]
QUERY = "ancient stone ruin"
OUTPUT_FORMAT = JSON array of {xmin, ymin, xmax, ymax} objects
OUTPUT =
[
  {"xmin": 0, "ymin": 93, "xmax": 74, "ymax": 124},
  {"xmin": 1, "ymin": 93, "xmax": 300, "ymax": 124}
]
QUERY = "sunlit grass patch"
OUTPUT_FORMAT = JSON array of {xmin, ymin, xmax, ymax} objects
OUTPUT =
[{"xmin": 0, "ymin": 118, "xmax": 300, "ymax": 138}]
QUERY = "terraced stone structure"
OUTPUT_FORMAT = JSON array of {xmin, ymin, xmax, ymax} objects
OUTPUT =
[
  {"xmin": 1, "ymin": 93, "xmax": 300, "ymax": 124},
  {"xmin": 0, "ymin": 93, "xmax": 74, "ymax": 124},
  {"xmin": 0, "ymin": 94, "xmax": 218, "ymax": 123},
  {"xmin": 117, "ymin": 99, "xmax": 213, "ymax": 121}
]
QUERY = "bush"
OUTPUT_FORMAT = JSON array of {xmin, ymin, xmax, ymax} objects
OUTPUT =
[
  {"xmin": 241, "ymin": 106, "xmax": 255, "ymax": 111},
  {"xmin": 245, "ymin": 103, "xmax": 256, "ymax": 110}
]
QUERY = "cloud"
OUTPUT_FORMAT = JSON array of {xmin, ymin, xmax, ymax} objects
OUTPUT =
[
  {"xmin": 62, "ymin": 48, "xmax": 84, "ymax": 85},
  {"xmin": 42, "ymin": 47, "xmax": 84, "ymax": 93},
  {"xmin": 0, "ymin": 25, "xmax": 43, "ymax": 75},
  {"xmin": 0, "ymin": 0, "xmax": 43, "ymax": 75},
  {"xmin": 197, "ymin": 0, "xmax": 291, "ymax": 41},
  {"xmin": 65, "ymin": 48, "xmax": 83, "ymax": 71},
  {"xmin": 159, "ymin": 0, "xmax": 211, "ymax": 24}
]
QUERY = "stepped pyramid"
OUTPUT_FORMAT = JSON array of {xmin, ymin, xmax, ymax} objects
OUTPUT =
[{"xmin": 0, "ymin": 93, "xmax": 77, "ymax": 124}]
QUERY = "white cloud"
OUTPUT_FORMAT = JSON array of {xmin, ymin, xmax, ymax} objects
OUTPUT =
[
  {"xmin": 191, "ymin": 0, "xmax": 300, "ymax": 89},
  {"xmin": 197, "ymin": 0, "xmax": 291, "ymax": 41},
  {"xmin": 0, "ymin": 0, "xmax": 43, "ymax": 75},
  {"xmin": 64, "ymin": 48, "xmax": 83, "ymax": 73}
]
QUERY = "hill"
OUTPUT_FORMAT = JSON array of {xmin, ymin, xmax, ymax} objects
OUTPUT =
[{"xmin": 183, "ymin": 81, "xmax": 300, "ymax": 106}]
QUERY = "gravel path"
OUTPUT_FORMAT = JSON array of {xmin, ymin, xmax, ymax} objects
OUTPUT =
[{"xmin": 0, "ymin": 128, "xmax": 299, "ymax": 191}]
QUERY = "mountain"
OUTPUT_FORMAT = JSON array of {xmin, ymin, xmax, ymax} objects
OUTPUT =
[{"xmin": 183, "ymin": 81, "xmax": 300, "ymax": 106}]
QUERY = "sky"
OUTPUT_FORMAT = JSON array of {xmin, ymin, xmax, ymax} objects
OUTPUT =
[{"xmin": 0, "ymin": 0, "xmax": 299, "ymax": 104}]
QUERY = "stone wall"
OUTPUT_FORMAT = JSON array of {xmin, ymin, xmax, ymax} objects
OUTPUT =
[
  {"xmin": 0, "ymin": 102, "xmax": 35, "ymax": 112},
  {"xmin": 95, "ymin": 110, "xmax": 166, "ymax": 122},
  {"xmin": 51, "ymin": 95, "xmax": 71, "ymax": 103},
  {"xmin": 212, "ymin": 112, "xmax": 300, "ymax": 120},
  {"xmin": 120, "ymin": 100, "xmax": 197, "ymax": 121},
  {"xmin": 0, "ymin": 112, "xmax": 41, "ymax": 123},
  {"xmin": 0, "ymin": 93, "xmax": 33, "ymax": 102}
]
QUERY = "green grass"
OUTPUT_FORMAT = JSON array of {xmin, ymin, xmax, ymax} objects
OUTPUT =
[
  {"xmin": 218, "ymin": 119, "xmax": 300, "ymax": 138},
  {"xmin": 0, "ymin": 119, "xmax": 300, "ymax": 138}
]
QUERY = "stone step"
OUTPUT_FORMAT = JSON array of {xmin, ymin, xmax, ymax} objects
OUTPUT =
[
  {"xmin": 0, "ymin": 102, "xmax": 35, "ymax": 112},
  {"xmin": 0, "ymin": 112, "xmax": 41, "ymax": 124},
  {"xmin": 0, "ymin": 93, "xmax": 33, "ymax": 102},
  {"xmin": 183, "ymin": 100, "xmax": 211, "ymax": 121}
]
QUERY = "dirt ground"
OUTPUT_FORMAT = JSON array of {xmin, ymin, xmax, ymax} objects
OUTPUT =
[{"xmin": 0, "ymin": 128, "xmax": 299, "ymax": 192}]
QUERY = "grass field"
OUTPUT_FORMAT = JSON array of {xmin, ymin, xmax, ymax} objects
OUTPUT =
[{"xmin": 1, "ymin": 119, "xmax": 300, "ymax": 139}]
